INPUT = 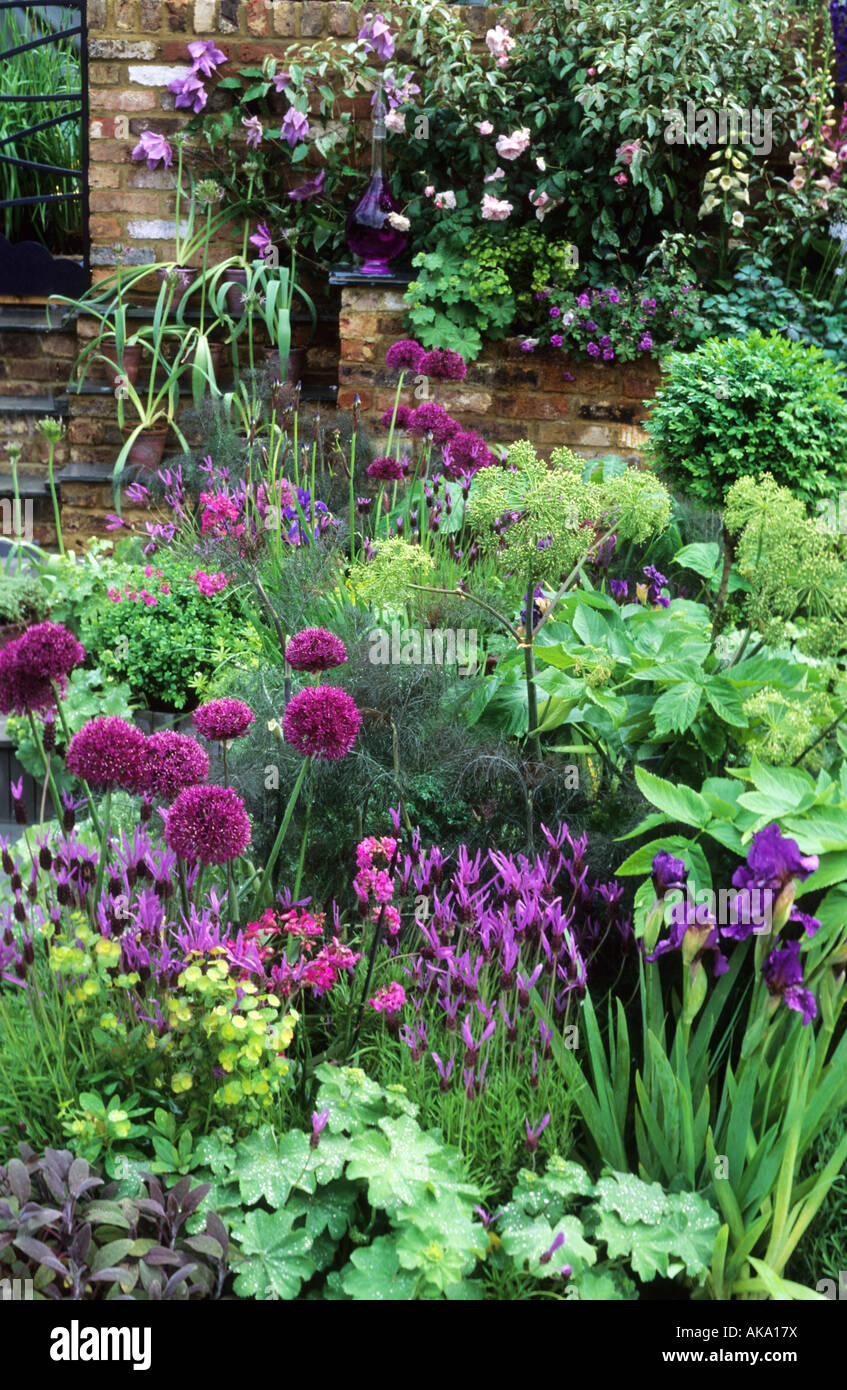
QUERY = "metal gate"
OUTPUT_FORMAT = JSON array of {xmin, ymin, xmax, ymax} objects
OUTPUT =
[{"xmin": 0, "ymin": 0, "xmax": 88, "ymax": 296}]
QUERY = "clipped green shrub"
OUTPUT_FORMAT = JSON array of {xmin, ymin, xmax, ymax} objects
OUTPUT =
[{"xmin": 644, "ymin": 331, "xmax": 847, "ymax": 509}]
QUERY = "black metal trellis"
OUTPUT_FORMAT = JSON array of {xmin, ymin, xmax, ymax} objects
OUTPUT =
[{"xmin": 0, "ymin": 0, "xmax": 89, "ymax": 295}]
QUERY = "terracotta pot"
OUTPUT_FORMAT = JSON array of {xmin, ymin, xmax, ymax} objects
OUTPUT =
[
  {"xmin": 179, "ymin": 339, "xmax": 225, "ymax": 379},
  {"xmin": 121, "ymin": 425, "xmax": 169, "ymax": 471},
  {"xmin": 156, "ymin": 265, "xmax": 198, "ymax": 306},
  {"xmin": 224, "ymin": 267, "xmax": 248, "ymax": 317},
  {"xmin": 263, "ymin": 345, "xmax": 306, "ymax": 383},
  {"xmin": 101, "ymin": 342, "xmax": 142, "ymax": 390}
]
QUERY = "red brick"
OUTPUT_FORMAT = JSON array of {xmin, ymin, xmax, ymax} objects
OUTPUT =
[
  {"xmin": 340, "ymin": 340, "xmax": 375, "ymax": 363},
  {"xmin": 247, "ymin": 0, "xmax": 270, "ymax": 34},
  {"xmin": 89, "ymin": 216, "xmax": 123, "ymax": 241},
  {"xmin": 90, "ymin": 89, "xmax": 159, "ymax": 113},
  {"xmin": 90, "ymin": 189, "xmax": 160, "ymax": 214},
  {"xmin": 338, "ymin": 388, "xmax": 372, "ymax": 410}
]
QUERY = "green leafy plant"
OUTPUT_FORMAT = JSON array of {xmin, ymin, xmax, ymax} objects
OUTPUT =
[
  {"xmin": 0, "ymin": 1145, "xmax": 228, "ymax": 1300},
  {"xmin": 645, "ymin": 331, "xmax": 847, "ymax": 509},
  {"xmin": 195, "ymin": 1065, "xmax": 485, "ymax": 1300}
]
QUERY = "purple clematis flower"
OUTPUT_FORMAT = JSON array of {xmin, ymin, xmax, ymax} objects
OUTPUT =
[
  {"xmin": 249, "ymin": 223, "xmax": 273, "ymax": 259},
  {"xmin": 358, "ymin": 12, "xmax": 395, "ymax": 60},
  {"xmin": 271, "ymin": 70, "xmax": 292, "ymax": 92},
  {"xmin": 280, "ymin": 106, "xmax": 310, "ymax": 147},
  {"xmin": 169, "ymin": 72, "xmax": 207, "ymax": 113},
  {"xmin": 187, "ymin": 39, "xmax": 227, "ymax": 76},
  {"xmin": 762, "ymin": 939, "xmax": 817, "ymax": 1025},
  {"xmin": 131, "ymin": 130, "xmax": 173, "ymax": 170},
  {"xmin": 242, "ymin": 115, "xmax": 263, "ymax": 148},
  {"xmin": 288, "ymin": 168, "xmax": 326, "ymax": 201}
]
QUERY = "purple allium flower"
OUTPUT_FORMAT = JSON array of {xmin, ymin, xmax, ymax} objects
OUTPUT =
[
  {"xmin": 418, "ymin": 348, "xmax": 467, "ymax": 382},
  {"xmin": 762, "ymin": 939, "xmax": 817, "ymax": 1025},
  {"xmin": 0, "ymin": 621, "xmax": 85, "ymax": 716},
  {"xmin": 367, "ymin": 455, "xmax": 406, "ymax": 481},
  {"xmin": 385, "ymin": 339, "xmax": 425, "ymax": 372},
  {"xmin": 380, "ymin": 403, "xmax": 413, "ymax": 430},
  {"xmin": 280, "ymin": 106, "xmax": 310, "ymax": 147},
  {"xmin": 288, "ymin": 169, "xmax": 326, "ymax": 201},
  {"xmin": 609, "ymin": 578, "xmax": 628, "ymax": 602},
  {"xmin": 285, "ymin": 628, "xmax": 348, "ymax": 673},
  {"xmin": 140, "ymin": 730, "xmax": 210, "ymax": 802},
  {"xmin": 193, "ymin": 698, "xmax": 255, "ymax": 743},
  {"xmin": 358, "ymin": 11, "xmax": 395, "ymax": 60},
  {"xmin": 65, "ymin": 716, "xmax": 147, "ymax": 793},
  {"xmin": 283, "ymin": 686, "xmax": 362, "ymax": 761},
  {"xmin": 242, "ymin": 115, "xmax": 263, "ymax": 148},
  {"xmin": 406, "ymin": 402, "xmax": 461, "ymax": 445},
  {"xmin": 131, "ymin": 130, "xmax": 174, "ymax": 170},
  {"xmin": 651, "ymin": 850, "xmax": 687, "ymax": 900},
  {"xmin": 165, "ymin": 784, "xmax": 251, "ymax": 865},
  {"xmin": 249, "ymin": 223, "xmax": 273, "ymax": 259},
  {"xmin": 440, "ymin": 431, "xmax": 496, "ymax": 479},
  {"xmin": 168, "ymin": 71, "xmax": 207, "ymax": 113},
  {"xmin": 187, "ymin": 39, "xmax": 227, "ymax": 75}
]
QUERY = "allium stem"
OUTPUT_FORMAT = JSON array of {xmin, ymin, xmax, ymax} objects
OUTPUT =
[
  {"xmin": 92, "ymin": 786, "xmax": 112, "ymax": 914},
  {"xmin": 249, "ymin": 755, "xmax": 310, "ymax": 917},
  {"xmin": 26, "ymin": 713, "xmax": 61, "ymax": 826},
  {"xmin": 46, "ymin": 440, "xmax": 65, "ymax": 559}
]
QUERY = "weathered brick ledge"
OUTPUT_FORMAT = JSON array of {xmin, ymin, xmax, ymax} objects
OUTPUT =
[{"xmin": 336, "ymin": 285, "xmax": 661, "ymax": 459}]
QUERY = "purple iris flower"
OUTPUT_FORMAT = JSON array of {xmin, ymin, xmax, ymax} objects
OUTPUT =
[
  {"xmin": 651, "ymin": 851, "xmax": 687, "ymax": 901},
  {"xmin": 762, "ymin": 940, "xmax": 817, "ymax": 1025}
]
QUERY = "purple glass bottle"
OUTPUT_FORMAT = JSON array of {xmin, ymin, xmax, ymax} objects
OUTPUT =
[{"xmin": 346, "ymin": 84, "xmax": 408, "ymax": 274}]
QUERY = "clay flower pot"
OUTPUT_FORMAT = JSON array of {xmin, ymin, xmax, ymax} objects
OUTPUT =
[
  {"xmin": 263, "ymin": 345, "xmax": 306, "ymax": 383},
  {"xmin": 224, "ymin": 267, "xmax": 248, "ymax": 317},
  {"xmin": 121, "ymin": 425, "xmax": 169, "ymax": 472},
  {"xmin": 156, "ymin": 265, "xmax": 198, "ymax": 307},
  {"xmin": 101, "ymin": 342, "xmax": 142, "ymax": 391}
]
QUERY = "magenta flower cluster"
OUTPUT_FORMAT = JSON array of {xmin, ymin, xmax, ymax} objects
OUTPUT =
[
  {"xmin": 0, "ymin": 621, "xmax": 85, "ymax": 717},
  {"xmin": 285, "ymin": 628, "xmax": 348, "ymax": 673},
  {"xmin": 193, "ymin": 698, "xmax": 256, "ymax": 743},
  {"xmin": 283, "ymin": 686, "xmax": 362, "ymax": 761}
]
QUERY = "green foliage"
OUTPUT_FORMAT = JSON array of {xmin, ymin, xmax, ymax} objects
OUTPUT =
[
  {"xmin": 698, "ymin": 259, "xmax": 847, "ymax": 365},
  {"xmin": 194, "ymin": 1066, "xmax": 486, "ymax": 1301},
  {"xmin": 645, "ymin": 332, "xmax": 847, "ymax": 509},
  {"xmin": 0, "ymin": 574, "xmax": 50, "ymax": 628},
  {"xmin": 347, "ymin": 538, "xmax": 436, "ymax": 612},
  {"xmin": 466, "ymin": 442, "xmax": 671, "ymax": 584},
  {"xmin": 405, "ymin": 223, "xmax": 577, "ymax": 359},
  {"xmin": 81, "ymin": 560, "xmax": 246, "ymax": 711},
  {"xmin": 0, "ymin": 1145, "xmax": 227, "ymax": 1300},
  {"xmin": 724, "ymin": 473, "xmax": 847, "ymax": 659}
]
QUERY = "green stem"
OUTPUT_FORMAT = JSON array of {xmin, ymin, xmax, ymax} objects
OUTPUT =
[
  {"xmin": 46, "ymin": 440, "xmax": 65, "ymax": 559},
  {"xmin": 249, "ymin": 756, "xmax": 310, "ymax": 917},
  {"xmin": 292, "ymin": 772, "xmax": 314, "ymax": 900},
  {"xmin": 92, "ymin": 786, "xmax": 113, "ymax": 916}
]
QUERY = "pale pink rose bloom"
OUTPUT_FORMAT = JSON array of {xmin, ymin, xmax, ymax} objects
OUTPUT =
[
  {"xmin": 385, "ymin": 108, "xmax": 406, "ymax": 133},
  {"xmin": 615, "ymin": 139, "xmax": 641, "ymax": 166},
  {"xmin": 614, "ymin": 171, "xmax": 628, "ymax": 185},
  {"xmin": 434, "ymin": 190, "xmax": 457, "ymax": 210},
  {"xmin": 481, "ymin": 193, "xmax": 513, "ymax": 221},
  {"xmin": 495, "ymin": 127, "xmax": 530, "ymax": 160},
  {"xmin": 497, "ymin": 55, "xmax": 510, "ymax": 68},
  {"xmin": 485, "ymin": 26, "xmax": 515, "ymax": 60},
  {"xmin": 477, "ymin": 120, "xmax": 494, "ymax": 135},
  {"xmin": 483, "ymin": 166, "xmax": 506, "ymax": 183},
  {"xmin": 424, "ymin": 184, "xmax": 435, "ymax": 197}
]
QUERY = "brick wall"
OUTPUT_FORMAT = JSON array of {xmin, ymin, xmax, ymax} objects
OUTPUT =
[{"xmin": 337, "ymin": 285, "xmax": 660, "ymax": 459}]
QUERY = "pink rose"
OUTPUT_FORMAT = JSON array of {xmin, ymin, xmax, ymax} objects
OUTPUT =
[
  {"xmin": 495, "ymin": 127, "xmax": 531, "ymax": 160},
  {"xmin": 614, "ymin": 172, "xmax": 628, "ymax": 185},
  {"xmin": 483, "ymin": 166, "xmax": 506, "ymax": 183},
  {"xmin": 477, "ymin": 120, "xmax": 494, "ymax": 135},
  {"xmin": 615, "ymin": 139, "xmax": 641, "ymax": 166},
  {"xmin": 481, "ymin": 193, "xmax": 513, "ymax": 221},
  {"xmin": 485, "ymin": 26, "xmax": 515, "ymax": 61},
  {"xmin": 434, "ymin": 190, "xmax": 456, "ymax": 209}
]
